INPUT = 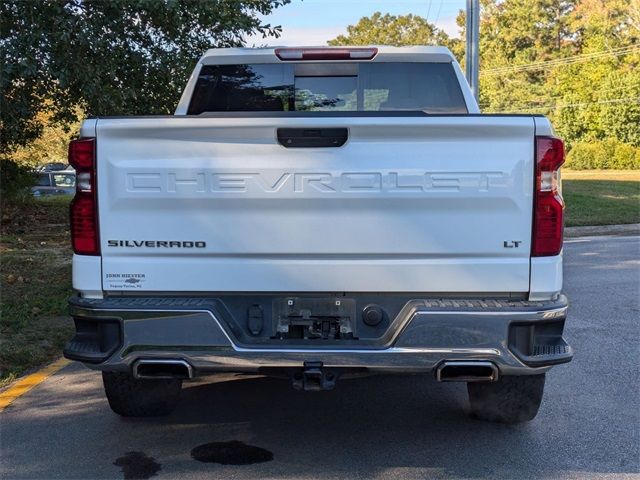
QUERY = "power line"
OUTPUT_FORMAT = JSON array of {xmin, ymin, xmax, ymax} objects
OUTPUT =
[
  {"xmin": 485, "ymin": 96, "xmax": 640, "ymax": 112},
  {"xmin": 481, "ymin": 97, "xmax": 637, "ymax": 109},
  {"xmin": 433, "ymin": 0, "xmax": 444, "ymax": 27},
  {"xmin": 485, "ymin": 45, "xmax": 637, "ymax": 72},
  {"xmin": 484, "ymin": 46, "xmax": 638, "ymax": 75},
  {"xmin": 484, "ymin": 48, "xmax": 638, "ymax": 76},
  {"xmin": 483, "ymin": 45, "xmax": 639, "ymax": 75},
  {"xmin": 479, "ymin": 83, "xmax": 640, "ymax": 108}
]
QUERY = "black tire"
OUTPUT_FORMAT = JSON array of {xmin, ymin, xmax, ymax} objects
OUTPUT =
[
  {"xmin": 102, "ymin": 372, "xmax": 182, "ymax": 417},
  {"xmin": 467, "ymin": 374, "xmax": 545, "ymax": 424}
]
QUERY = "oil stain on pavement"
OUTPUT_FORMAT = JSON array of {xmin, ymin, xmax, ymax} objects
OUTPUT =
[
  {"xmin": 113, "ymin": 451, "xmax": 161, "ymax": 479},
  {"xmin": 191, "ymin": 440, "xmax": 273, "ymax": 465}
]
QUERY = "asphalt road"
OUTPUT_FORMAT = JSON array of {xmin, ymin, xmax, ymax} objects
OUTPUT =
[{"xmin": 1, "ymin": 235, "xmax": 639, "ymax": 480}]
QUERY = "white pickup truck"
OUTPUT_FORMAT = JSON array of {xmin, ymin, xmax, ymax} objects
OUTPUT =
[{"xmin": 64, "ymin": 46, "xmax": 572, "ymax": 423}]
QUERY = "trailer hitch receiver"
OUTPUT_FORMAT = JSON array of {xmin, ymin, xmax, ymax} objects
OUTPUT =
[{"xmin": 292, "ymin": 362, "xmax": 337, "ymax": 391}]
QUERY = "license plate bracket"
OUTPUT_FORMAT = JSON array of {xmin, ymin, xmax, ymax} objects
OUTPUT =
[{"xmin": 272, "ymin": 297, "xmax": 357, "ymax": 340}]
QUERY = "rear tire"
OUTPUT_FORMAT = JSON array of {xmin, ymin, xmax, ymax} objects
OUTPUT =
[
  {"xmin": 102, "ymin": 372, "xmax": 182, "ymax": 417},
  {"xmin": 467, "ymin": 374, "xmax": 545, "ymax": 424}
]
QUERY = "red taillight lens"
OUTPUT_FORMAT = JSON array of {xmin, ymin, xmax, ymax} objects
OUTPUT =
[
  {"xmin": 69, "ymin": 138, "xmax": 96, "ymax": 170},
  {"xmin": 275, "ymin": 47, "xmax": 378, "ymax": 61},
  {"xmin": 70, "ymin": 195, "xmax": 99, "ymax": 255},
  {"xmin": 69, "ymin": 138, "xmax": 99, "ymax": 255},
  {"xmin": 533, "ymin": 136, "xmax": 565, "ymax": 257}
]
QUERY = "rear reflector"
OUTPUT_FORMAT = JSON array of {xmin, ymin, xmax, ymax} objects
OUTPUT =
[
  {"xmin": 69, "ymin": 138, "xmax": 99, "ymax": 256},
  {"xmin": 533, "ymin": 136, "xmax": 565, "ymax": 257},
  {"xmin": 275, "ymin": 47, "xmax": 378, "ymax": 61}
]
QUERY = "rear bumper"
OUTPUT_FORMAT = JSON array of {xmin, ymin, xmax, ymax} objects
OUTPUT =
[{"xmin": 64, "ymin": 295, "xmax": 572, "ymax": 376}]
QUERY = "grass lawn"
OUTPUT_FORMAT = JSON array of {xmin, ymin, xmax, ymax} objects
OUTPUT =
[
  {"xmin": 0, "ymin": 196, "xmax": 74, "ymax": 386},
  {"xmin": 562, "ymin": 170, "xmax": 640, "ymax": 227}
]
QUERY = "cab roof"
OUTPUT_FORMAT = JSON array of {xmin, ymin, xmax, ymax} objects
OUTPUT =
[{"xmin": 199, "ymin": 46, "xmax": 456, "ymax": 65}]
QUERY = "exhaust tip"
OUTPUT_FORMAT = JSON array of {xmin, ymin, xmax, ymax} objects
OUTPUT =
[
  {"xmin": 436, "ymin": 361, "xmax": 498, "ymax": 383},
  {"xmin": 133, "ymin": 359, "xmax": 193, "ymax": 380}
]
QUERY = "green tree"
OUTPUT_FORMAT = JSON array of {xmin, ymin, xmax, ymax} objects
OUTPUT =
[
  {"xmin": 599, "ymin": 71, "xmax": 640, "ymax": 146},
  {"xmin": 550, "ymin": 0, "xmax": 640, "ymax": 147},
  {"xmin": 9, "ymin": 108, "xmax": 82, "ymax": 168},
  {"xmin": 327, "ymin": 12, "xmax": 458, "ymax": 54},
  {"xmin": 473, "ymin": 0, "xmax": 577, "ymax": 113},
  {"xmin": 473, "ymin": 0, "xmax": 639, "ymax": 159},
  {"xmin": 0, "ymin": 0, "xmax": 290, "ymax": 155},
  {"xmin": 337, "ymin": 2, "xmax": 640, "ymax": 164}
]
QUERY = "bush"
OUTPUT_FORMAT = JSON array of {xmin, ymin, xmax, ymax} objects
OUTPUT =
[
  {"xmin": 0, "ymin": 159, "xmax": 36, "ymax": 204},
  {"xmin": 565, "ymin": 139, "xmax": 640, "ymax": 170}
]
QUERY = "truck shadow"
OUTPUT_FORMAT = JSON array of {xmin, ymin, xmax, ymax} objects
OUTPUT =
[
  {"xmin": 137, "ymin": 372, "xmax": 617, "ymax": 479},
  {"xmin": 3, "ymin": 365, "xmax": 637, "ymax": 479}
]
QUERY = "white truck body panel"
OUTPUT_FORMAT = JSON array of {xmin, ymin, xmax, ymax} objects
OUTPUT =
[
  {"xmin": 96, "ymin": 114, "xmax": 535, "ymax": 293},
  {"xmin": 70, "ymin": 46, "xmax": 563, "ymax": 300}
]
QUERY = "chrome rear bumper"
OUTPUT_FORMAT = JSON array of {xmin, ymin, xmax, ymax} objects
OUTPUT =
[{"xmin": 64, "ymin": 295, "xmax": 572, "ymax": 376}]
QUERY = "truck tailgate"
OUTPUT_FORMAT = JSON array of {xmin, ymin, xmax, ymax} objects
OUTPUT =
[{"xmin": 96, "ymin": 115, "xmax": 535, "ymax": 293}]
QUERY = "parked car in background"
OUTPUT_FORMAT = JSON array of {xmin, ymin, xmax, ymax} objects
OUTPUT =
[
  {"xmin": 37, "ymin": 162, "xmax": 73, "ymax": 172},
  {"xmin": 32, "ymin": 166, "xmax": 76, "ymax": 197}
]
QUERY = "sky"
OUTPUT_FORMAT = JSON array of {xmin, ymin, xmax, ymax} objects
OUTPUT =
[{"xmin": 247, "ymin": 0, "xmax": 465, "ymax": 46}]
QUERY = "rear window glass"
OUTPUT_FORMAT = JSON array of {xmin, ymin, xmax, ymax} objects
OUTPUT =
[
  {"xmin": 187, "ymin": 63, "xmax": 467, "ymax": 114},
  {"xmin": 295, "ymin": 76, "xmax": 358, "ymax": 111},
  {"xmin": 37, "ymin": 174, "xmax": 52, "ymax": 186},
  {"xmin": 53, "ymin": 174, "xmax": 75, "ymax": 187}
]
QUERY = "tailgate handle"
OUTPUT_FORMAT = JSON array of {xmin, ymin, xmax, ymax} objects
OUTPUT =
[{"xmin": 277, "ymin": 128, "xmax": 348, "ymax": 148}]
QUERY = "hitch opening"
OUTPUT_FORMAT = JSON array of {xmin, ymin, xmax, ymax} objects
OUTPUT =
[{"xmin": 292, "ymin": 362, "xmax": 337, "ymax": 391}]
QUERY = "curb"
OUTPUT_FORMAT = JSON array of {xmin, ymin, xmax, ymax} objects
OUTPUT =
[
  {"xmin": 0, "ymin": 358, "xmax": 71, "ymax": 412},
  {"xmin": 565, "ymin": 223, "xmax": 640, "ymax": 238}
]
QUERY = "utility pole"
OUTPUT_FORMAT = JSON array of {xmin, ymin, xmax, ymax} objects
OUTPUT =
[{"xmin": 465, "ymin": 0, "xmax": 480, "ymax": 101}]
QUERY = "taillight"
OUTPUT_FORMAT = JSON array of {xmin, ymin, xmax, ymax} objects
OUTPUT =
[
  {"xmin": 532, "ymin": 136, "xmax": 565, "ymax": 257},
  {"xmin": 69, "ymin": 138, "xmax": 99, "ymax": 255},
  {"xmin": 275, "ymin": 47, "xmax": 378, "ymax": 61}
]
